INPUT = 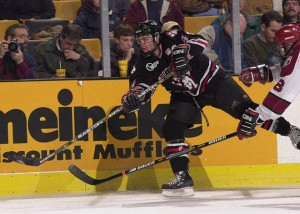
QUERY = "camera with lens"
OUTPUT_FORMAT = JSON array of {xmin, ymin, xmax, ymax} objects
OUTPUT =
[{"xmin": 8, "ymin": 39, "xmax": 22, "ymax": 53}]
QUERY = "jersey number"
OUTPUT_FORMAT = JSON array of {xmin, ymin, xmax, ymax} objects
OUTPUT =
[{"xmin": 274, "ymin": 79, "xmax": 285, "ymax": 92}]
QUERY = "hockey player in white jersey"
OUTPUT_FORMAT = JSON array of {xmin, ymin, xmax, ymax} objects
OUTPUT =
[{"xmin": 239, "ymin": 23, "xmax": 300, "ymax": 149}]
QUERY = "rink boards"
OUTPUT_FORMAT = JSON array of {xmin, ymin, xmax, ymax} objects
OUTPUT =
[{"xmin": 0, "ymin": 77, "xmax": 300, "ymax": 195}]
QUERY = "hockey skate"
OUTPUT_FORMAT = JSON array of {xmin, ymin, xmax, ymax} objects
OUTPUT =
[
  {"xmin": 289, "ymin": 125, "xmax": 300, "ymax": 150},
  {"xmin": 162, "ymin": 171, "xmax": 194, "ymax": 197}
]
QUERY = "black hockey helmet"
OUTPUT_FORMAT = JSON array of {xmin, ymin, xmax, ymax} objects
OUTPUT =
[
  {"xmin": 134, "ymin": 20, "xmax": 161, "ymax": 38},
  {"xmin": 134, "ymin": 20, "xmax": 161, "ymax": 58}
]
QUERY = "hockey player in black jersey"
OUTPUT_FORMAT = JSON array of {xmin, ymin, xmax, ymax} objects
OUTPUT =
[{"xmin": 121, "ymin": 20, "xmax": 299, "ymax": 197}]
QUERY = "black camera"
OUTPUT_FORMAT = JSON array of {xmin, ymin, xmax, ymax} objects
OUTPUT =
[{"xmin": 8, "ymin": 39, "xmax": 21, "ymax": 52}]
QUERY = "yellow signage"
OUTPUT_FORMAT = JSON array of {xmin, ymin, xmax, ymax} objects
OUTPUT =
[{"xmin": 0, "ymin": 78, "xmax": 276, "ymax": 174}]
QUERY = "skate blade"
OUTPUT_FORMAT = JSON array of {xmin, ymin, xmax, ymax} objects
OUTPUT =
[{"xmin": 162, "ymin": 187, "xmax": 194, "ymax": 198}]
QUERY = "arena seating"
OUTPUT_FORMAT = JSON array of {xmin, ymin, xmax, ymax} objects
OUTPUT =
[
  {"xmin": 80, "ymin": 38, "xmax": 102, "ymax": 61},
  {"xmin": 184, "ymin": 16, "xmax": 217, "ymax": 34},
  {"xmin": 53, "ymin": 0, "xmax": 81, "ymax": 21},
  {"xmin": 0, "ymin": 20, "xmax": 19, "ymax": 40}
]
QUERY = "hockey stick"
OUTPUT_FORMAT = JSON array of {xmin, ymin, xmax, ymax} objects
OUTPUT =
[
  {"xmin": 68, "ymin": 132, "xmax": 237, "ymax": 185},
  {"xmin": 12, "ymin": 68, "xmax": 173, "ymax": 166}
]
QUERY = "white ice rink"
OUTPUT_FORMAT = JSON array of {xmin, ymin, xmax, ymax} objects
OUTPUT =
[{"xmin": 2, "ymin": 186, "xmax": 300, "ymax": 214}]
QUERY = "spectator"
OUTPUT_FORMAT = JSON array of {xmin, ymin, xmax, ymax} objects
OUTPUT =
[
  {"xmin": 176, "ymin": 0, "xmax": 226, "ymax": 16},
  {"xmin": 0, "ymin": 24, "xmax": 37, "ymax": 80},
  {"xmin": 74, "ymin": 0, "xmax": 121, "ymax": 38},
  {"xmin": 109, "ymin": 0, "xmax": 131, "ymax": 21},
  {"xmin": 108, "ymin": 23, "xmax": 140, "ymax": 77},
  {"xmin": 282, "ymin": 0, "xmax": 300, "ymax": 25},
  {"xmin": 198, "ymin": 13, "xmax": 248, "ymax": 71},
  {"xmin": 125, "ymin": 0, "xmax": 184, "ymax": 30},
  {"xmin": 34, "ymin": 23, "xmax": 95, "ymax": 79},
  {"xmin": 243, "ymin": 10, "xmax": 283, "ymax": 67},
  {"xmin": 0, "ymin": 0, "xmax": 55, "ymax": 21},
  {"xmin": 211, "ymin": 0, "xmax": 261, "ymax": 39}
]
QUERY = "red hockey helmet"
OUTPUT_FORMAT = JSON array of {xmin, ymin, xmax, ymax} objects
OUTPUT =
[
  {"xmin": 274, "ymin": 23, "xmax": 300, "ymax": 57},
  {"xmin": 274, "ymin": 23, "xmax": 300, "ymax": 44}
]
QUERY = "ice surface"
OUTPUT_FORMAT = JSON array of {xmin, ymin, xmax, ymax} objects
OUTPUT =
[{"xmin": 1, "ymin": 186, "xmax": 300, "ymax": 214}]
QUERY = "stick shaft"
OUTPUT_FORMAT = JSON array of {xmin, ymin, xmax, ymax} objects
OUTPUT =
[
  {"xmin": 40, "ymin": 72, "xmax": 173, "ymax": 163},
  {"xmin": 13, "ymin": 67, "xmax": 173, "ymax": 166},
  {"xmin": 69, "ymin": 132, "xmax": 237, "ymax": 185}
]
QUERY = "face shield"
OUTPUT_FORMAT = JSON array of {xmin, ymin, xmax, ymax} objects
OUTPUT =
[{"xmin": 134, "ymin": 20, "xmax": 161, "ymax": 58}]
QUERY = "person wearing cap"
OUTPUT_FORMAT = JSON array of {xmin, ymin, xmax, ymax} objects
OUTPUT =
[
  {"xmin": 282, "ymin": 0, "xmax": 300, "ymax": 25},
  {"xmin": 198, "ymin": 13, "xmax": 249, "ymax": 71}
]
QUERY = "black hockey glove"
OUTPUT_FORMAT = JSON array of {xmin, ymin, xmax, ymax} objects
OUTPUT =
[
  {"xmin": 122, "ymin": 93, "xmax": 141, "ymax": 113},
  {"xmin": 237, "ymin": 108, "xmax": 259, "ymax": 140},
  {"xmin": 171, "ymin": 44, "xmax": 191, "ymax": 79}
]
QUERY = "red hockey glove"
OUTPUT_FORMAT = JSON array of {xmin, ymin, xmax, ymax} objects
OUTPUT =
[
  {"xmin": 239, "ymin": 64, "xmax": 269, "ymax": 87},
  {"xmin": 171, "ymin": 44, "xmax": 191, "ymax": 79},
  {"xmin": 237, "ymin": 108, "xmax": 259, "ymax": 140}
]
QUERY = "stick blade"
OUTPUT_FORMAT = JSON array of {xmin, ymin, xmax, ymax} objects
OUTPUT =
[
  {"xmin": 68, "ymin": 164, "xmax": 100, "ymax": 185},
  {"xmin": 12, "ymin": 153, "xmax": 41, "ymax": 166}
]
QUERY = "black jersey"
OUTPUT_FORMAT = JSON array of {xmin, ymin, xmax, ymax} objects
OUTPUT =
[{"xmin": 129, "ymin": 30, "xmax": 221, "ymax": 102}]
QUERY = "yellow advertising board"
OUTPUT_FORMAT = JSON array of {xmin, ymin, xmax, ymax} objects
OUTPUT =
[{"xmin": 0, "ymin": 77, "xmax": 289, "ymax": 195}]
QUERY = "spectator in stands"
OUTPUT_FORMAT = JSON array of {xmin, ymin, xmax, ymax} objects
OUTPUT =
[
  {"xmin": 109, "ymin": 0, "xmax": 131, "ymax": 21},
  {"xmin": 243, "ymin": 11, "xmax": 283, "ymax": 67},
  {"xmin": 108, "ymin": 23, "xmax": 140, "ymax": 77},
  {"xmin": 211, "ymin": 0, "xmax": 261, "ymax": 39},
  {"xmin": 198, "ymin": 13, "xmax": 248, "ymax": 71},
  {"xmin": 34, "ymin": 23, "xmax": 95, "ymax": 78},
  {"xmin": 0, "ymin": 24, "xmax": 37, "ymax": 80},
  {"xmin": 74, "ymin": 0, "xmax": 121, "ymax": 38},
  {"xmin": 176, "ymin": 0, "xmax": 225, "ymax": 16},
  {"xmin": 0, "ymin": 0, "xmax": 55, "ymax": 21},
  {"xmin": 125, "ymin": 0, "xmax": 184, "ymax": 30},
  {"xmin": 282, "ymin": 0, "xmax": 300, "ymax": 25}
]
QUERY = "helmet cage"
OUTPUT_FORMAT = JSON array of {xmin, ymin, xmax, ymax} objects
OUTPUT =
[{"xmin": 134, "ymin": 20, "xmax": 161, "ymax": 58}]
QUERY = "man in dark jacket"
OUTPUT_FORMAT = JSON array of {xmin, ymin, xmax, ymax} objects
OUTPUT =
[
  {"xmin": 73, "ymin": 0, "xmax": 121, "ymax": 38},
  {"xmin": 109, "ymin": 0, "xmax": 131, "ymax": 21},
  {"xmin": 34, "ymin": 24, "xmax": 95, "ymax": 78},
  {"xmin": 109, "ymin": 23, "xmax": 140, "ymax": 77}
]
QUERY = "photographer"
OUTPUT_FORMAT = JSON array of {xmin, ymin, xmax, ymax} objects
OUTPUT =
[{"xmin": 0, "ymin": 24, "xmax": 38, "ymax": 80}]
